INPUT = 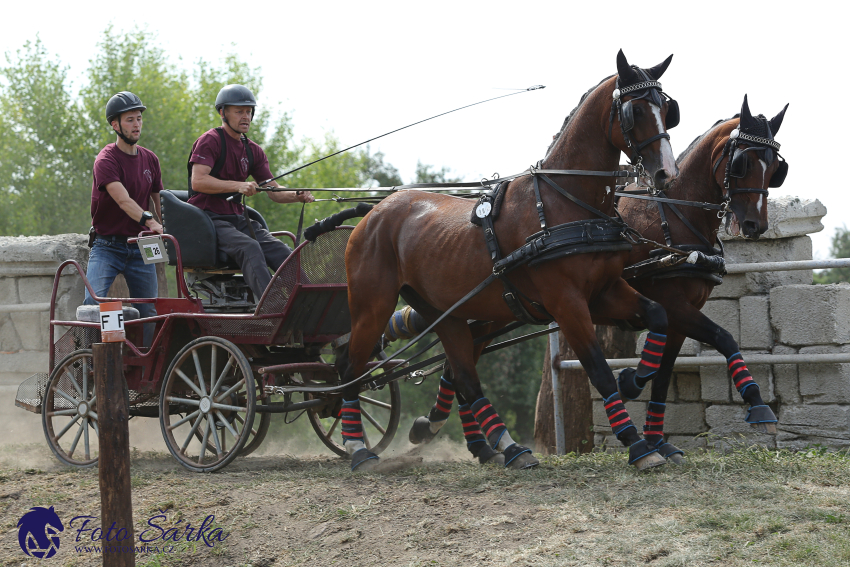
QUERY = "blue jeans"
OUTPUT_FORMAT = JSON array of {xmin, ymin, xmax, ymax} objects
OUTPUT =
[{"xmin": 84, "ymin": 238, "xmax": 158, "ymax": 344}]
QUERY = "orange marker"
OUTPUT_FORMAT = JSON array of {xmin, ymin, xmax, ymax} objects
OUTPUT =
[{"xmin": 99, "ymin": 301, "xmax": 125, "ymax": 343}]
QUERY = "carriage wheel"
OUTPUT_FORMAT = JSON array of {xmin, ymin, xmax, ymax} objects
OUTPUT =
[
  {"xmin": 239, "ymin": 375, "xmax": 271, "ymax": 457},
  {"xmin": 159, "ymin": 337, "xmax": 255, "ymax": 473},
  {"xmin": 307, "ymin": 380, "xmax": 401, "ymax": 458},
  {"xmin": 42, "ymin": 350, "xmax": 99, "ymax": 468}
]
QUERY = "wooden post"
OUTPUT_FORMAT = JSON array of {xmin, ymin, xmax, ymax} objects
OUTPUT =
[{"xmin": 94, "ymin": 342, "xmax": 136, "ymax": 566}]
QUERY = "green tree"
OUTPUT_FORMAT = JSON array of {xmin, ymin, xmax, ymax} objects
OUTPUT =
[{"xmin": 815, "ymin": 225, "xmax": 850, "ymax": 284}]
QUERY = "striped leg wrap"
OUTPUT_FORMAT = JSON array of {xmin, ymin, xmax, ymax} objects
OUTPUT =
[
  {"xmin": 383, "ymin": 306, "xmax": 428, "ymax": 342},
  {"xmin": 728, "ymin": 353, "xmax": 757, "ymax": 397},
  {"xmin": 603, "ymin": 392, "xmax": 636, "ymax": 439},
  {"xmin": 459, "ymin": 403, "xmax": 487, "ymax": 451},
  {"xmin": 643, "ymin": 401, "xmax": 665, "ymax": 446},
  {"xmin": 636, "ymin": 332, "xmax": 666, "ymax": 378},
  {"xmin": 470, "ymin": 397, "xmax": 507, "ymax": 448},
  {"xmin": 428, "ymin": 376, "xmax": 455, "ymax": 422},
  {"xmin": 340, "ymin": 398, "xmax": 364, "ymax": 446}
]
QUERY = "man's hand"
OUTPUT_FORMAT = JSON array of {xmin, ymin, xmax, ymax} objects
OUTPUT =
[
  {"xmin": 236, "ymin": 181, "xmax": 259, "ymax": 197},
  {"xmin": 297, "ymin": 190, "xmax": 315, "ymax": 203},
  {"xmin": 145, "ymin": 219, "xmax": 164, "ymax": 234}
]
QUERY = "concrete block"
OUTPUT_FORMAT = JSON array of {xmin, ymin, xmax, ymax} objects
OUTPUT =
[
  {"xmin": 0, "ymin": 315, "xmax": 21, "ymax": 352},
  {"xmin": 700, "ymin": 300, "xmax": 740, "ymax": 343},
  {"xmin": 16, "ymin": 276, "xmax": 57, "ymax": 304},
  {"xmin": 665, "ymin": 435, "xmax": 707, "ymax": 451},
  {"xmin": 700, "ymin": 364, "xmax": 731, "ymax": 402},
  {"xmin": 638, "ymin": 330, "xmax": 698, "ymax": 357},
  {"xmin": 588, "ymin": 379, "xmax": 602, "ymax": 400},
  {"xmin": 664, "ymin": 403, "xmax": 707, "ymax": 435},
  {"xmin": 0, "ymin": 351, "xmax": 48, "ymax": 374},
  {"xmin": 709, "ymin": 274, "xmax": 751, "ymax": 299},
  {"xmin": 762, "ymin": 197, "xmax": 826, "ymax": 240},
  {"xmin": 796, "ymin": 345, "xmax": 850, "ymax": 404},
  {"xmin": 0, "ymin": 234, "xmax": 89, "ymax": 266},
  {"xmin": 9, "ymin": 312, "xmax": 46, "ymax": 351},
  {"xmin": 674, "ymin": 372, "xmax": 701, "ymax": 401},
  {"xmin": 705, "ymin": 405, "xmax": 777, "ymax": 448},
  {"xmin": 710, "ymin": 236, "xmax": 813, "ymax": 299},
  {"xmin": 0, "ymin": 278, "xmax": 18, "ymax": 304},
  {"xmin": 592, "ymin": 399, "xmax": 646, "ymax": 432},
  {"xmin": 740, "ymin": 295, "xmax": 772, "ymax": 349},
  {"xmin": 771, "ymin": 284, "xmax": 850, "ymax": 346},
  {"xmin": 772, "ymin": 345, "xmax": 800, "ymax": 404},
  {"xmin": 776, "ymin": 404, "xmax": 850, "ymax": 447}
]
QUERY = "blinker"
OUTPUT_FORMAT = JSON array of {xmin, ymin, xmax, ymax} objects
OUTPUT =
[
  {"xmin": 620, "ymin": 100, "xmax": 634, "ymax": 131},
  {"xmin": 665, "ymin": 98, "xmax": 680, "ymax": 129}
]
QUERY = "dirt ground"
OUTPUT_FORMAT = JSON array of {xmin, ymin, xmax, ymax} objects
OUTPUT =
[{"xmin": 0, "ymin": 440, "xmax": 849, "ymax": 567}]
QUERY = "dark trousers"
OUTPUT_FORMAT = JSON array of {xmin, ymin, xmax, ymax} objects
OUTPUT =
[{"xmin": 209, "ymin": 214, "xmax": 292, "ymax": 301}]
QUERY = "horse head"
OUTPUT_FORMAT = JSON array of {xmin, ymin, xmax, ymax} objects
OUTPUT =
[
  {"xmin": 611, "ymin": 49, "xmax": 680, "ymax": 190},
  {"xmin": 713, "ymin": 95, "xmax": 789, "ymax": 239}
]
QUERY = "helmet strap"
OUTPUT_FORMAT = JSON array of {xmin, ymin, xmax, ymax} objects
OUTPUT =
[{"xmin": 113, "ymin": 121, "xmax": 138, "ymax": 146}]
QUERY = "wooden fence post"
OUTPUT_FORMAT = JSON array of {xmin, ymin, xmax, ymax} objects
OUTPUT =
[{"xmin": 94, "ymin": 342, "xmax": 136, "ymax": 567}]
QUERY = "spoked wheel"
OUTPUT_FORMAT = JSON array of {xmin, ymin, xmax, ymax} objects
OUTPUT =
[
  {"xmin": 239, "ymin": 375, "xmax": 271, "ymax": 457},
  {"xmin": 159, "ymin": 337, "xmax": 255, "ymax": 473},
  {"xmin": 307, "ymin": 380, "xmax": 401, "ymax": 458},
  {"xmin": 42, "ymin": 350, "xmax": 99, "ymax": 468}
]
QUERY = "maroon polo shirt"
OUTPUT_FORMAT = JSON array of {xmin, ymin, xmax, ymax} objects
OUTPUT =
[
  {"xmin": 91, "ymin": 144, "xmax": 163, "ymax": 236},
  {"xmin": 187, "ymin": 128, "xmax": 274, "ymax": 215}
]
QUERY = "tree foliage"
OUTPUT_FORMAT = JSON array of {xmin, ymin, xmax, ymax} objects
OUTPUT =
[{"xmin": 814, "ymin": 225, "xmax": 850, "ymax": 284}]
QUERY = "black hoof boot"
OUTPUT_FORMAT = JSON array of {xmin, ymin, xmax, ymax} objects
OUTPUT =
[
  {"xmin": 472, "ymin": 443, "xmax": 505, "ymax": 466},
  {"xmin": 503, "ymin": 444, "xmax": 538, "ymax": 470},
  {"xmin": 350, "ymin": 448, "xmax": 379, "ymax": 471},
  {"xmin": 628, "ymin": 439, "xmax": 665, "ymax": 471},
  {"xmin": 617, "ymin": 368, "xmax": 645, "ymax": 401},
  {"xmin": 745, "ymin": 405, "xmax": 778, "ymax": 434},
  {"xmin": 409, "ymin": 416, "xmax": 438, "ymax": 445},
  {"xmin": 653, "ymin": 441, "xmax": 685, "ymax": 464}
]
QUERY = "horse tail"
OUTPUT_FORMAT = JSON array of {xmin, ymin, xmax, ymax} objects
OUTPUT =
[{"xmin": 304, "ymin": 202, "xmax": 374, "ymax": 242}]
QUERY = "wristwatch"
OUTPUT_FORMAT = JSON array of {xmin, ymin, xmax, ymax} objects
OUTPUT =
[{"xmin": 139, "ymin": 211, "xmax": 153, "ymax": 226}]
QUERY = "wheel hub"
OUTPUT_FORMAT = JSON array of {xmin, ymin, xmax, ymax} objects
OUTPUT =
[
  {"xmin": 78, "ymin": 402, "xmax": 88, "ymax": 416},
  {"xmin": 200, "ymin": 397, "xmax": 212, "ymax": 414}
]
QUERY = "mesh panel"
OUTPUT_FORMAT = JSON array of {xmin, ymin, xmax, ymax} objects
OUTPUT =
[
  {"xmin": 53, "ymin": 327, "xmax": 99, "ymax": 372},
  {"xmin": 47, "ymin": 355, "xmax": 93, "ymax": 412},
  {"xmin": 257, "ymin": 227, "xmax": 352, "ymax": 317},
  {"xmin": 197, "ymin": 317, "xmax": 279, "ymax": 337},
  {"xmin": 15, "ymin": 373, "xmax": 49, "ymax": 413}
]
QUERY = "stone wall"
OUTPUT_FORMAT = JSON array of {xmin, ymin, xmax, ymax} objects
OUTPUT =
[
  {"xmin": 0, "ymin": 234, "xmax": 89, "ymax": 443},
  {"xmin": 591, "ymin": 197, "xmax": 850, "ymax": 450}
]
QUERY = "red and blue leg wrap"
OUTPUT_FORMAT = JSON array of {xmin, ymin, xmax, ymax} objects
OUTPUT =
[
  {"xmin": 459, "ymin": 403, "xmax": 487, "ymax": 449},
  {"xmin": 636, "ymin": 332, "xmax": 666, "ymax": 379},
  {"xmin": 428, "ymin": 376, "xmax": 455, "ymax": 422},
  {"xmin": 603, "ymin": 392, "xmax": 636, "ymax": 440},
  {"xmin": 643, "ymin": 401, "xmax": 665, "ymax": 447},
  {"xmin": 728, "ymin": 352, "xmax": 758, "ymax": 398},
  {"xmin": 340, "ymin": 398, "xmax": 364, "ymax": 446},
  {"xmin": 470, "ymin": 397, "xmax": 507, "ymax": 448}
]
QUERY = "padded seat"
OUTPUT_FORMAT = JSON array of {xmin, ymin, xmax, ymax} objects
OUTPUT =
[
  {"xmin": 76, "ymin": 304, "xmax": 140, "ymax": 322},
  {"xmin": 160, "ymin": 190, "xmax": 268, "ymax": 269}
]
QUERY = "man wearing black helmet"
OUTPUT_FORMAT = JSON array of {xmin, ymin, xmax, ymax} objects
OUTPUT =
[
  {"xmin": 187, "ymin": 84, "xmax": 313, "ymax": 301},
  {"xmin": 85, "ymin": 91, "xmax": 162, "ymax": 340}
]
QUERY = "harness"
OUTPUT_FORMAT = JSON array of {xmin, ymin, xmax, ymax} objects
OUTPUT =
[{"xmin": 186, "ymin": 127, "xmax": 255, "ymax": 202}]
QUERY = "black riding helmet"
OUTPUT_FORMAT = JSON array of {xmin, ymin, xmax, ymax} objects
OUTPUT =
[
  {"xmin": 106, "ymin": 91, "xmax": 146, "ymax": 145},
  {"xmin": 215, "ymin": 84, "xmax": 257, "ymax": 113}
]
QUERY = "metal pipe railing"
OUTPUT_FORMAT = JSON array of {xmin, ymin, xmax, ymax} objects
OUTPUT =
[
  {"xmin": 726, "ymin": 258, "xmax": 850, "ymax": 274},
  {"xmin": 559, "ymin": 352, "xmax": 850, "ymax": 371}
]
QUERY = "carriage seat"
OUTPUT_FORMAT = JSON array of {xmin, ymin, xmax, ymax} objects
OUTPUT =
[
  {"xmin": 76, "ymin": 304, "xmax": 140, "ymax": 322},
  {"xmin": 160, "ymin": 190, "xmax": 268, "ymax": 270}
]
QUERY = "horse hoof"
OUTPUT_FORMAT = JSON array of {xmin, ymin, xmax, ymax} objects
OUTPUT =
[
  {"xmin": 667, "ymin": 452, "xmax": 685, "ymax": 465},
  {"xmin": 751, "ymin": 422, "xmax": 777, "ymax": 435},
  {"xmin": 617, "ymin": 368, "xmax": 644, "ymax": 401},
  {"xmin": 633, "ymin": 452, "xmax": 666, "ymax": 471},
  {"xmin": 408, "ymin": 416, "xmax": 437, "ymax": 445},
  {"xmin": 350, "ymin": 448, "xmax": 379, "ymax": 472},
  {"xmin": 654, "ymin": 441, "xmax": 685, "ymax": 464},
  {"xmin": 484, "ymin": 452, "xmax": 506, "ymax": 467},
  {"xmin": 504, "ymin": 444, "xmax": 538, "ymax": 470}
]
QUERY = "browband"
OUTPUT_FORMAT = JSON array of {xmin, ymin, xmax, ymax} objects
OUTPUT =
[{"xmin": 731, "ymin": 129, "xmax": 780, "ymax": 151}]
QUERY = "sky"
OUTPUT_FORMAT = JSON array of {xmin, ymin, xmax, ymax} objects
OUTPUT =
[{"xmin": 2, "ymin": 0, "xmax": 844, "ymax": 256}]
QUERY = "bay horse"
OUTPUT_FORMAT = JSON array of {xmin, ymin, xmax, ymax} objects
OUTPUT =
[
  {"xmin": 337, "ymin": 50, "xmax": 680, "ymax": 472},
  {"xmin": 606, "ymin": 95, "xmax": 788, "ymax": 458},
  {"xmin": 412, "ymin": 95, "xmax": 789, "ymax": 464}
]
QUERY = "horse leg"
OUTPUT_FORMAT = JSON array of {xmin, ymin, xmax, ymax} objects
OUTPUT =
[
  {"xmin": 438, "ymin": 318, "xmax": 537, "ymax": 469},
  {"xmin": 661, "ymin": 305, "xmax": 777, "ymax": 433},
  {"xmin": 641, "ymin": 332, "xmax": 686, "ymax": 463},
  {"xmin": 336, "ymin": 280, "xmax": 402, "ymax": 472}
]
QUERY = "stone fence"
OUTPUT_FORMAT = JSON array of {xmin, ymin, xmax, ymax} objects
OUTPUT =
[{"xmin": 589, "ymin": 197, "xmax": 850, "ymax": 450}]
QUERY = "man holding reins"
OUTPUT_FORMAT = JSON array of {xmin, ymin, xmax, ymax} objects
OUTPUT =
[
  {"xmin": 85, "ymin": 91, "xmax": 162, "ymax": 342},
  {"xmin": 187, "ymin": 84, "xmax": 313, "ymax": 301}
]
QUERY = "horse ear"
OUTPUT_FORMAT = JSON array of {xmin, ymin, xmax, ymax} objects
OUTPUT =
[
  {"xmin": 645, "ymin": 54, "xmax": 673, "ymax": 80},
  {"xmin": 769, "ymin": 103, "xmax": 789, "ymax": 135},
  {"xmin": 616, "ymin": 49, "xmax": 637, "ymax": 83},
  {"xmin": 740, "ymin": 94, "xmax": 755, "ymax": 130}
]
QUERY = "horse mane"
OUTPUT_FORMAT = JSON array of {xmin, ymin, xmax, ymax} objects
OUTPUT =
[
  {"xmin": 675, "ymin": 114, "xmax": 739, "ymax": 163},
  {"xmin": 544, "ymin": 75, "xmax": 614, "ymax": 159}
]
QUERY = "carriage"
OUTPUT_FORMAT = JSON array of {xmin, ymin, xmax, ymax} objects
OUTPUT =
[{"xmin": 14, "ymin": 190, "xmax": 404, "ymax": 473}]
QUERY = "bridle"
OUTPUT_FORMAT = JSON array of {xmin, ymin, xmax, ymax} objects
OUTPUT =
[
  {"xmin": 608, "ymin": 69, "xmax": 680, "ymax": 191},
  {"xmin": 711, "ymin": 125, "xmax": 787, "ymax": 218}
]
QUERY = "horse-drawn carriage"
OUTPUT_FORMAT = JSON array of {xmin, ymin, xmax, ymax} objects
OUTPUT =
[{"xmin": 14, "ymin": 190, "xmax": 403, "ymax": 472}]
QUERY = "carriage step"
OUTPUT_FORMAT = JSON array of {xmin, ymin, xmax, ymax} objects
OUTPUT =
[
  {"xmin": 15, "ymin": 373, "xmax": 49, "ymax": 414},
  {"xmin": 258, "ymin": 360, "xmax": 407, "ymax": 375}
]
